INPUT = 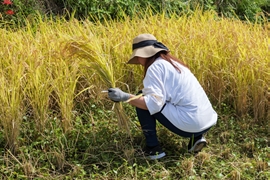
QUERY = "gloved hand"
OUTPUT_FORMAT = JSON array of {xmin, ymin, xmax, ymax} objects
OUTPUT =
[{"xmin": 108, "ymin": 88, "xmax": 130, "ymax": 102}]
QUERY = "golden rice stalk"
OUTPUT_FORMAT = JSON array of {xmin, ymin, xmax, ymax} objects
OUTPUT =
[
  {"xmin": 51, "ymin": 58, "xmax": 80, "ymax": 132},
  {"xmin": 24, "ymin": 52, "xmax": 53, "ymax": 132},
  {"xmin": 0, "ymin": 59, "xmax": 25, "ymax": 154}
]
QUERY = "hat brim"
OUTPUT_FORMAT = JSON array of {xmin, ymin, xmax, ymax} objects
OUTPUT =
[{"xmin": 127, "ymin": 46, "xmax": 168, "ymax": 64}]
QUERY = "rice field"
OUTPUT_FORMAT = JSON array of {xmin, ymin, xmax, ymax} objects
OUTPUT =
[{"xmin": 0, "ymin": 10, "xmax": 269, "ymax": 179}]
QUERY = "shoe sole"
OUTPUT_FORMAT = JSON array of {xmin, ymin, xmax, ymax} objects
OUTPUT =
[
  {"xmin": 148, "ymin": 152, "xmax": 166, "ymax": 160},
  {"xmin": 188, "ymin": 140, "xmax": 207, "ymax": 153},
  {"xmin": 193, "ymin": 141, "xmax": 206, "ymax": 153}
]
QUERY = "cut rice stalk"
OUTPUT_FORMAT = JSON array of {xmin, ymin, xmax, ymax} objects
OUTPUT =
[
  {"xmin": 125, "ymin": 93, "xmax": 143, "ymax": 103},
  {"xmin": 66, "ymin": 39, "xmax": 130, "ymax": 133}
]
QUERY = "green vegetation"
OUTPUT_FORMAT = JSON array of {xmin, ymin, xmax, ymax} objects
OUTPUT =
[
  {"xmin": 0, "ymin": 4, "xmax": 269, "ymax": 180},
  {"xmin": 0, "ymin": 104, "xmax": 269, "ymax": 179},
  {"xmin": 0, "ymin": 0, "xmax": 269, "ymax": 29}
]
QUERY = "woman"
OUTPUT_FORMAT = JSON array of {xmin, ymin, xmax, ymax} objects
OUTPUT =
[{"xmin": 108, "ymin": 34, "xmax": 217, "ymax": 160}]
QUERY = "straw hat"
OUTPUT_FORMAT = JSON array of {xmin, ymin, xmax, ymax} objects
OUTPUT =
[{"xmin": 127, "ymin": 34, "xmax": 169, "ymax": 64}]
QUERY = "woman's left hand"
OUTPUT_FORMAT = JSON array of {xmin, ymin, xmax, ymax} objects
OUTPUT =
[{"xmin": 108, "ymin": 88, "xmax": 130, "ymax": 102}]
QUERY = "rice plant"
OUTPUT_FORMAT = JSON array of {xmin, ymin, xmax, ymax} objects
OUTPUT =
[
  {"xmin": 23, "ymin": 38, "xmax": 54, "ymax": 132},
  {"xmin": 0, "ymin": 31, "xmax": 26, "ymax": 153}
]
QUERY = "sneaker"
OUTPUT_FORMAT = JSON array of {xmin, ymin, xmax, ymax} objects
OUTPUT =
[
  {"xmin": 143, "ymin": 145, "xmax": 166, "ymax": 160},
  {"xmin": 188, "ymin": 136, "xmax": 207, "ymax": 153}
]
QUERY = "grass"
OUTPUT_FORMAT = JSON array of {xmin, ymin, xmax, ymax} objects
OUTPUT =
[
  {"xmin": 0, "ymin": 103, "xmax": 269, "ymax": 179},
  {"xmin": 0, "ymin": 9, "xmax": 269, "ymax": 179}
]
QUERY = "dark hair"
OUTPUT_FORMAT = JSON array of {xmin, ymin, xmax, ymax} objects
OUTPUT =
[{"xmin": 144, "ymin": 51, "xmax": 188, "ymax": 77}]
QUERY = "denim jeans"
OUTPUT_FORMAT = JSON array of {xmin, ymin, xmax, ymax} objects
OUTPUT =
[{"xmin": 136, "ymin": 106, "xmax": 211, "ymax": 147}]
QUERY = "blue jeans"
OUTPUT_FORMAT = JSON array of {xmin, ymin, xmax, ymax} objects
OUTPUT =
[{"xmin": 136, "ymin": 106, "xmax": 211, "ymax": 147}]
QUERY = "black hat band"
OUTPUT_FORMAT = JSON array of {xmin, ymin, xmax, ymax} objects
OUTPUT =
[{"xmin": 132, "ymin": 40, "xmax": 168, "ymax": 51}]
